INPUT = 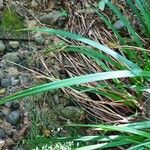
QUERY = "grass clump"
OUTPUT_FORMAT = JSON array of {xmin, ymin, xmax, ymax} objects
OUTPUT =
[
  {"xmin": 1, "ymin": 1, "xmax": 150, "ymax": 149},
  {"xmin": 1, "ymin": 28, "xmax": 150, "ymax": 149},
  {"xmin": 97, "ymin": 0, "xmax": 150, "ymax": 67},
  {"xmin": 2, "ymin": 7, "xmax": 25, "ymax": 36}
]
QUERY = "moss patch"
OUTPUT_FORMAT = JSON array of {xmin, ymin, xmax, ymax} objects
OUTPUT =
[{"xmin": 2, "ymin": 7, "xmax": 25, "ymax": 38}]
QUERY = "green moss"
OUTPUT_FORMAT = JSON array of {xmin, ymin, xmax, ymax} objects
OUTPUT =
[{"xmin": 2, "ymin": 7, "xmax": 25, "ymax": 36}]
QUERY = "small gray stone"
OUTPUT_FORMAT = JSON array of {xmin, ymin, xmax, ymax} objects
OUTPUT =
[
  {"xmin": 113, "ymin": 20, "xmax": 125, "ymax": 30},
  {"xmin": 1, "ymin": 78, "xmax": 11, "ymax": 88},
  {"xmin": 9, "ymin": 41, "xmax": 20, "ymax": 49},
  {"xmin": 0, "ymin": 41, "xmax": 6, "ymax": 53},
  {"xmin": 0, "ymin": 128, "xmax": 6, "ymax": 140},
  {"xmin": 6, "ymin": 111, "xmax": 21, "ymax": 126}
]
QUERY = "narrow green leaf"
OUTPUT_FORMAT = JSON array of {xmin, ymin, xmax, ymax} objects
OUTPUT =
[
  {"xmin": 128, "ymin": 141, "xmax": 150, "ymax": 150},
  {"xmin": 0, "ymin": 70, "xmax": 138, "ymax": 104},
  {"xmin": 75, "ymin": 140, "xmax": 131, "ymax": 150},
  {"xmin": 106, "ymin": 1, "xmax": 143, "ymax": 47},
  {"xmin": 96, "ymin": 11, "xmax": 126, "ymax": 45},
  {"xmin": 127, "ymin": 0, "xmax": 149, "ymax": 35},
  {"xmin": 70, "ymin": 124, "xmax": 150, "ymax": 138},
  {"xmin": 31, "ymin": 28, "xmax": 141, "ymax": 70}
]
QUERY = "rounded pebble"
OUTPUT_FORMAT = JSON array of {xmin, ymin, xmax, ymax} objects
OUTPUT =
[
  {"xmin": 6, "ymin": 111, "xmax": 21, "ymax": 126},
  {"xmin": 9, "ymin": 41, "xmax": 20, "ymax": 49}
]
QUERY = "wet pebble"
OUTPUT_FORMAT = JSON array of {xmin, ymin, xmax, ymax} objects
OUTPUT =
[
  {"xmin": 113, "ymin": 20, "xmax": 125, "ymax": 30},
  {"xmin": 0, "ymin": 128, "xmax": 6, "ymax": 140},
  {"xmin": 6, "ymin": 111, "xmax": 21, "ymax": 126}
]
